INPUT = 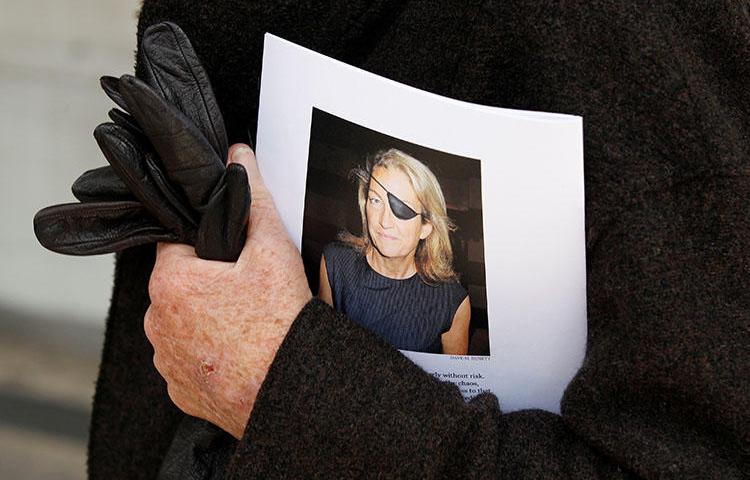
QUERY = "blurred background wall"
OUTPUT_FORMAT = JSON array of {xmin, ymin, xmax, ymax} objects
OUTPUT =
[{"xmin": 0, "ymin": 1, "xmax": 141, "ymax": 478}]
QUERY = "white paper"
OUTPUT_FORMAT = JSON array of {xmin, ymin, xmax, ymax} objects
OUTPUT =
[{"xmin": 256, "ymin": 33, "xmax": 586, "ymax": 414}]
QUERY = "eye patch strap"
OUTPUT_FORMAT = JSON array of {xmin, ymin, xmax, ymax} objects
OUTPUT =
[{"xmin": 370, "ymin": 175, "xmax": 420, "ymax": 220}]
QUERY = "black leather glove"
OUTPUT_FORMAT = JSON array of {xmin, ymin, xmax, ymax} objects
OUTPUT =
[{"xmin": 34, "ymin": 22, "xmax": 250, "ymax": 261}]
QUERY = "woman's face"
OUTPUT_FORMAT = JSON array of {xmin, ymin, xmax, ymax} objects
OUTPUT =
[{"xmin": 366, "ymin": 166, "xmax": 433, "ymax": 260}]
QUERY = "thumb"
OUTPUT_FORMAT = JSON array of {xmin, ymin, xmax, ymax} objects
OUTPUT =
[
  {"xmin": 227, "ymin": 143, "xmax": 278, "ymax": 224},
  {"xmin": 227, "ymin": 144, "xmax": 264, "ymax": 195},
  {"xmin": 226, "ymin": 144, "xmax": 289, "ymax": 265}
]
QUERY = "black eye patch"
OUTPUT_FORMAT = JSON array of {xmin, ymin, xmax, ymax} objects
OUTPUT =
[{"xmin": 370, "ymin": 175, "xmax": 420, "ymax": 220}]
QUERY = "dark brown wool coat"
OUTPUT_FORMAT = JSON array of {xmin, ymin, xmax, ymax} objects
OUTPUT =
[{"xmin": 87, "ymin": 2, "xmax": 749, "ymax": 478}]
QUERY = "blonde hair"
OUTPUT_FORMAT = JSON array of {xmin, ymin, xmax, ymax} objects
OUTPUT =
[{"xmin": 340, "ymin": 148, "xmax": 458, "ymax": 283}]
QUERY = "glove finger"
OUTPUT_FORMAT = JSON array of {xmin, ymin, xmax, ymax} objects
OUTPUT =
[
  {"xmin": 140, "ymin": 21, "xmax": 228, "ymax": 161},
  {"xmin": 33, "ymin": 201, "xmax": 179, "ymax": 255},
  {"xmin": 100, "ymin": 115, "xmax": 199, "ymax": 226},
  {"xmin": 108, "ymin": 108, "xmax": 144, "ymax": 137},
  {"xmin": 94, "ymin": 122, "xmax": 197, "ymax": 234},
  {"xmin": 142, "ymin": 153, "xmax": 199, "ymax": 227},
  {"xmin": 100, "ymin": 75, "xmax": 130, "ymax": 112},
  {"xmin": 195, "ymin": 163, "xmax": 250, "ymax": 262},
  {"xmin": 72, "ymin": 165, "xmax": 135, "ymax": 202},
  {"xmin": 118, "ymin": 74, "xmax": 225, "ymax": 210}
]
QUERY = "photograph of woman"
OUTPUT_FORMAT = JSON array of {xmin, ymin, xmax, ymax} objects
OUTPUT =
[{"xmin": 318, "ymin": 149, "xmax": 471, "ymax": 354}]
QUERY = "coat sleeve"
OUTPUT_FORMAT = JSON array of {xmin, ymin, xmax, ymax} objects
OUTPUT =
[
  {"xmin": 227, "ymin": 299, "xmax": 629, "ymax": 480},
  {"xmin": 227, "ymin": 175, "xmax": 749, "ymax": 480}
]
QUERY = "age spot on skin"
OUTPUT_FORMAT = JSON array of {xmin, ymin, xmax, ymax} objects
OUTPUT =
[{"xmin": 200, "ymin": 360, "xmax": 216, "ymax": 377}]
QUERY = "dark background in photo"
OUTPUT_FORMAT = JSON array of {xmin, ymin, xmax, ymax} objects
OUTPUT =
[{"xmin": 302, "ymin": 108, "xmax": 489, "ymax": 355}]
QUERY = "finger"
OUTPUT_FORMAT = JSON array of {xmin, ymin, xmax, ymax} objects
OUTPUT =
[
  {"xmin": 94, "ymin": 122, "xmax": 193, "ymax": 234},
  {"xmin": 33, "ymin": 201, "xmax": 177, "ymax": 255},
  {"xmin": 227, "ymin": 144, "xmax": 266, "ymax": 201},
  {"xmin": 108, "ymin": 108, "xmax": 143, "ymax": 137},
  {"xmin": 227, "ymin": 145, "xmax": 292, "ymax": 267},
  {"xmin": 143, "ymin": 306, "xmax": 159, "ymax": 346},
  {"xmin": 227, "ymin": 144, "xmax": 282, "ymax": 238},
  {"xmin": 151, "ymin": 347, "xmax": 184, "ymax": 381},
  {"xmin": 152, "ymin": 352, "xmax": 167, "ymax": 378},
  {"xmin": 71, "ymin": 165, "xmax": 134, "ymax": 202},
  {"xmin": 118, "ymin": 74, "xmax": 224, "ymax": 210},
  {"xmin": 143, "ymin": 154, "xmax": 199, "ymax": 228},
  {"xmin": 155, "ymin": 241, "xmax": 196, "ymax": 264},
  {"xmin": 166, "ymin": 383, "xmax": 195, "ymax": 417},
  {"xmin": 100, "ymin": 75, "xmax": 129, "ymax": 112}
]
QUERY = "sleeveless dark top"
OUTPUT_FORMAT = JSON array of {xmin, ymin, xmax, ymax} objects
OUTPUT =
[{"xmin": 324, "ymin": 242, "xmax": 467, "ymax": 353}]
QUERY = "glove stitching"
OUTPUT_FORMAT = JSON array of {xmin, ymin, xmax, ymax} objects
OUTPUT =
[
  {"xmin": 54, "ymin": 226, "xmax": 173, "ymax": 248},
  {"xmin": 40, "ymin": 202, "xmax": 148, "ymax": 220}
]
